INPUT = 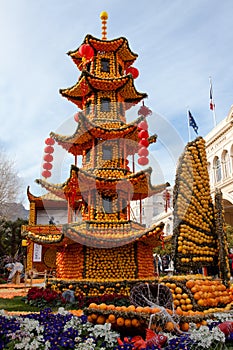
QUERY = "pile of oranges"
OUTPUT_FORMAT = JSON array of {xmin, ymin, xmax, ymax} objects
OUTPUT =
[
  {"xmin": 160, "ymin": 275, "xmax": 232, "ymax": 314},
  {"xmin": 86, "ymin": 302, "xmax": 174, "ymax": 331}
]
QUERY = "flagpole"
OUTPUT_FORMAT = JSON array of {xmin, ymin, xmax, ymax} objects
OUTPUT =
[
  {"xmin": 209, "ymin": 76, "xmax": 217, "ymax": 127},
  {"xmin": 187, "ymin": 108, "xmax": 191, "ymax": 142}
]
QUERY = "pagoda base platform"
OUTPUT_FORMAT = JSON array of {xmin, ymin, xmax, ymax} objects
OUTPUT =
[{"xmin": 46, "ymin": 277, "xmax": 157, "ymax": 298}]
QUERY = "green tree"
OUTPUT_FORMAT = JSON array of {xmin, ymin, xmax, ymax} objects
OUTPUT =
[{"xmin": 0, "ymin": 218, "xmax": 28, "ymax": 257}]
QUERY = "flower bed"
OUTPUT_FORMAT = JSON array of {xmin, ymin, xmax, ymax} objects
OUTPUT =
[{"xmin": 0, "ymin": 308, "xmax": 232, "ymax": 349}]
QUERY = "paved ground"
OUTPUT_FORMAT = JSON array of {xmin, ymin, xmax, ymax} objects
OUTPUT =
[{"xmin": 0, "ymin": 279, "xmax": 45, "ymax": 298}]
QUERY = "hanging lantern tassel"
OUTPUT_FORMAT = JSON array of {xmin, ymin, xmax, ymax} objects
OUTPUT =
[
  {"xmin": 163, "ymin": 189, "xmax": 171, "ymax": 212},
  {"xmin": 138, "ymin": 101, "xmax": 152, "ymax": 117}
]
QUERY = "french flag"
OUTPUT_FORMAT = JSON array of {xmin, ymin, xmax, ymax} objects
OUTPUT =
[{"xmin": 210, "ymin": 80, "xmax": 215, "ymax": 110}]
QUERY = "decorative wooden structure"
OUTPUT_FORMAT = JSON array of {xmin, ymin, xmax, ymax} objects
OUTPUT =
[{"xmin": 22, "ymin": 13, "xmax": 169, "ymax": 292}]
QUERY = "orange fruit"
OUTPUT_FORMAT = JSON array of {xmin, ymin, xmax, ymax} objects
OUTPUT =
[
  {"xmin": 131, "ymin": 318, "xmax": 140, "ymax": 327},
  {"xmin": 180, "ymin": 322, "xmax": 189, "ymax": 332},
  {"xmin": 175, "ymin": 287, "xmax": 182, "ymax": 294},
  {"xmin": 99, "ymin": 303, "xmax": 107, "ymax": 310},
  {"xmin": 175, "ymin": 307, "xmax": 183, "ymax": 315},
  {"xmin": 151, "ymin": 307, "xmax": 161, "ymax": 313},
  {"xmin": 116, "ymin": 317, "xmax": 125, "ymax": 327},
  {"xmin": 89, "ymin": 303, "xmax": 98, "ymax": 309},
  {"xmin": 90, "ymin": 313, "xmax": 98, "ymax": 321},
  {"xmin": 186, "ymin": 280, "xmax": 195, "ymax": 289},
  {"xmin": 120, "ymin": 306, "xmax": 128, "ymax": 312},
  {"xmin": 143, "ymin": 306, "xmax": 152, "ymax": 313},
  {"xmin": 107, "ymin": 304, "xmax": 116, "ymax": 310},
  {"xmin": 124, "ymin": 318, "xmax": 132, "ymax": 327},
  {"xmin": 135, "ymin": 306, "xmax": 144, "ymax": 313},
  {"xmin": 107, "ymin": 314, "xmax": 116, "ymax": 323},
  {"xmin": 127, "ymin": 305, "xmax": 136, "ymax": 312},
  {"xmin": 87, "ymin": 315, "xmax": 93, "ymax": 323},
  {"xmin": 96, "ymin": 315, "xmax": 106, "ymax": 324},
  {"xmin": 165, "ymin": 321, "xmax": 175, "ymax": 332},
  {"xmin": 69, "ymin": 309, "xmax": 83, "ymax": 316}
]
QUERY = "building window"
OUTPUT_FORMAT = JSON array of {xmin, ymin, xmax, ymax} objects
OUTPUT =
[
  {"xmin": 166, "ymin": 223, "xmax": 171, "ymax": 235},
  {"xmin": 100, "ymin": 98, "xmax": 111, "ymax": 112},
  {"xmin": 102, "ymin": 196, "xmax": 112, "ymax": 213},
  {"xmin": 214, "ymin": 157, "xmax": 222, "ymax": 182},
  {"xmin": 86, "ymin": 149, "xmax": 91, "ymax": 163},
  {"xmin": 86, "ymin": 62, "xmax": 91, "ymax": 72},
  {"xmin": 222, "ymin": 151, "xmax": 230, "ymax": 179},
  {"xmin": 85, "ymin": 100, "xmax": 91, "ymax": 115},
  {"xmin": 101, "ymin": 58, "xmax": 110, "ymax": 72},
  {"xmin": 119, "ymin": 102, "xmax": 124, "ymax": 116},
  {"xmin": 102, "ymin": 145, "xmax": 112, "ymax": 160},
  {"xmin": 118, "ymin": 64, "xmax": 123, "ymax": 75}
]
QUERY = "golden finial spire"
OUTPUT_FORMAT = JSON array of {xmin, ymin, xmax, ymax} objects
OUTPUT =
[{"xmin": 100, "ymin": 11, "xmax": 108, "ymax": 40}]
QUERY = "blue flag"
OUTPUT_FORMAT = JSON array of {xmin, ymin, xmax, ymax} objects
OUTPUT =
[{"xmin": 188, "ymin": 110, "xmax": 198, "ymax": 134}]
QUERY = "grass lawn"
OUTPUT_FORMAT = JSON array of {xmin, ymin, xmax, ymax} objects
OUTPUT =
[{"xmin": 0, "ymin": 296, "xmax": 41, "ymax": 312}]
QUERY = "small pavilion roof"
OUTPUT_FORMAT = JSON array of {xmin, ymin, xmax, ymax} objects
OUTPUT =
[
  {"xmin": 60, "ymin": 71, "xmax": 147, "ymax": 109},
  {"xmin": 21, "ymin": 221, "xmax": 165, "ymax": 249},
  {"xmin": 36, "ymin": 165, "xmax": 169, "ymax": 202},
  {"xmin": 50, "ymin": 112, "xmax": 157, "ymax": 155},
  {"xmin": 68, "ymin": 34, "xmax": 138, "ymax": 70}
]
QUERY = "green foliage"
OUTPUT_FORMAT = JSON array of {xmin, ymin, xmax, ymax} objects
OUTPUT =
[
  {"xmin": 0, "ymin": 217, "xmax": 28, "ymax": 257},
  {"xmin": 153, "ymin": 238, "xmax": 172, "ymax": 256}
]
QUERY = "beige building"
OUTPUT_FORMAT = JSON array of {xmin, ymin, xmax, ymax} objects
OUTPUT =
[{"xmin": 206, "ymin": 105, "xmax": 233, "ymax": 226}]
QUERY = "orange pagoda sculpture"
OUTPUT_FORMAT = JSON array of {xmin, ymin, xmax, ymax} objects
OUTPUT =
[{"xmin": 22, "ymin": 12, "xmax": 169, "ymax": 294}]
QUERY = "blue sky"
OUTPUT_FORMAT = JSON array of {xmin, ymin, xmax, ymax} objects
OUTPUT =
[{"xmin": 1, "ymin": 0, "xmax": 233, "ymax": 207}]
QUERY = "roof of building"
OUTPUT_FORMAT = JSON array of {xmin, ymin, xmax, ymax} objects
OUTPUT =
[
  {"xmin": 21, "ymin": 221, "xmax": 165, "ymax": 249},
  {"xmin": 35, "ymin": 165, "xmax": 169, "ymax": 202},
  {"xmin": 68, "ymin": 34, "xmax": 138, "ymax": 71},
  {"xmin": 50, "ymin": 112, "xmax": 157, "ymax": 155},
  {"xmin": 60, "ymin": 71, "xmax": 147, "ymax": 109}
]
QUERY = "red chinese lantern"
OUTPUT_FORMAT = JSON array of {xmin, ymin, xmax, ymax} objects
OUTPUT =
[
  {"xmin": 78, "ymin": 44, "xmax": 94, "ymax": 60},
  {"xmin": 138, "ymin": 147, "xmax": 149, "ymax": 157},
  {"xmin": 44, "ymin": 154, "xmax": 53, "ymax": 162},
  {"xmin": 44, "ymin": 146, "xmax": 54, "ymax": 154},
  {"xmin": 126, "ymin": 66, "xmax": 139, "ymax": 79},
  {"xmin": 42, "ymin": 170, "xmax": 51, "ymax": 178},
  {"xmin": 138, "ymin": 156, "xmax": 149, "ymax": 166},
  {"xmin": 139, "ymin": 138, "xmax": 149, "ymax": 147},
  {"xmin": 45, "ymin": 137, "xmax": 55, "ymax": 145},
  {"xmin": 43, "ymin": 162, "xmax": 53, "ymax": 170},
  {"xmin": 138, "ymin": 120, "xmax": 148, "ymax": 131},
  {"xmin": 74, "ymin": 113, "xmax": 79, "ymax": 122},
  {"xmin": 138, "ymin": 130, "xmax": 149, "ymax": 139}
]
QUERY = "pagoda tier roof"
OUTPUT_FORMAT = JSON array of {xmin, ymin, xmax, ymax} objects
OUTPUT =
[
  {"xmin": 26, "ymin": 186, "xmax": 67, "ymax": 209},
  {"xmin": 50, "ymin": 112, "xmax": 157, "ymax": 155},
  {"xmin": 21, "ymin": 224, "xmax": 69, "ymax": 246},
  {"xmin": 21, "ymin": 221, "xmax": 165, "ymax": 249},
  {"xmin": 36, "ymin": 165, "xmax": 170, "ymax": 202},
  {"xmin": 60, "ymin": 71, "xmax": 147, "ymax": 109},
  {"xmin": 68, "ymin": 34, "xmax": 138, "ymax": 70}
]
